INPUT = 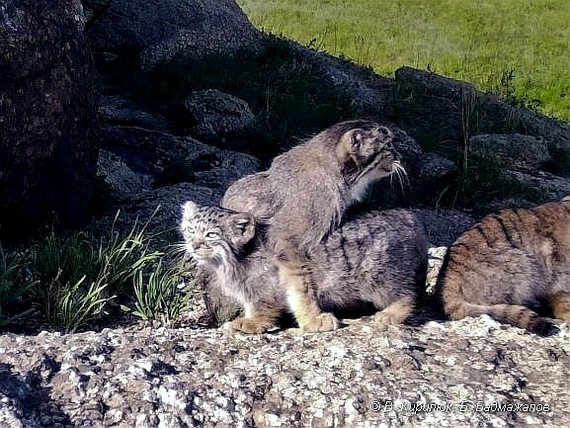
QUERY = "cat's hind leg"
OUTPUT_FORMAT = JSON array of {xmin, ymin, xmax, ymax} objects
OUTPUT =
[{"xmin": 372, "ymin": 296, "xmax": 415, "ymax": 327}]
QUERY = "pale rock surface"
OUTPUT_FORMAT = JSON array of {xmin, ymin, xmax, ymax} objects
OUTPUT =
[{"xmin": 0, "ymin": 316, "xmax": 568, "ymax": 427}]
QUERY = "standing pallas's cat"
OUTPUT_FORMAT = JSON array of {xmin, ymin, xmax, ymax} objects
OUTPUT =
[
  {"xmin": 221, "ymin": 120, "xmax": 404, "ymax": 332},
  {"xmin": 435, "ymin": 198, "xmax": 570, "ymax": 335},
  {"xmin": 181, "ymin": 201, "xmax": 427, "ymax": 333}
]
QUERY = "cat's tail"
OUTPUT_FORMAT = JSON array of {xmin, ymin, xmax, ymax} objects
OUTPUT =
[{"xmin": 445, "ymin": 300, "xmax": 558, "ymax": 336}]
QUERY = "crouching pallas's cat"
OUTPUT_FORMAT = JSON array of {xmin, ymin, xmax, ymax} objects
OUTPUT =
[
  {"xmin": 222, "ymin": 119, "xmax": 405, "ymax": 332},
  {"xmin": 180, "ymin": 201, "xmax": 428, "ymax": 334},
  {"xmin": 435, "ymin": 198, "xmax": 570, "ymax": 336}
]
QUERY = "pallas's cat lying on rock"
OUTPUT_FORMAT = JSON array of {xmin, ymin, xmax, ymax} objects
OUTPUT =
[
  {"xmin": 221, "ymin": 120, "xmax": 406, "ymax": 332},
  {"xmin": 181, "ymin": 201, "xmax": 428, "ymax": 333},
  {"xmin": 435, "ymin": 198, "xmax": 570, "ymax": 336}
]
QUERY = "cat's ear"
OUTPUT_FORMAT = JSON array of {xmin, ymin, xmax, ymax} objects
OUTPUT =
[
  {"xmin": 231, "ymin": 213, "xmax": 256, "ymax": 243},
  {"xmin": 182, "ymin": 201, "xmax": 198, "ymax": 222},
  {"xmin": 351, "ymin": 129, "xmax": 363, "ymax": 149},
  {"xmin": 336, "ymin": 129, "xmax": 362, "ymax": 164},
  {"xmin": 339, "ymin": 128, "xmax": 363, "ymax": 151},
  {"xmin": 375, "ymin": 125, "xmax": 393, "ymax": 144}
]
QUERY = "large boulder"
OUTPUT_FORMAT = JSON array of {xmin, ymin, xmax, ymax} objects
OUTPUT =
[
  {"xmin": 0, "ymin": 0, "xmax": 98, "ymax": 241},
  {"xmin": 83, "ymin": 0, "xmax": 264, "ymax": 70},
  {"xmin": 393, "ymin": 67, "xmax": 570, "ymax": 175}
]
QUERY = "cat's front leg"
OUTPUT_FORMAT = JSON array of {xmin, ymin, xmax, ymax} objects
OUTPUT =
[{"xmin": 277, "ymin": 256, "xmax": 339, "ymax": 332}]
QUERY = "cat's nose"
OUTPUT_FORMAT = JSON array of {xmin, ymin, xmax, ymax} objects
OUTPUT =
[{"xmin": 192, "ymin": 239, "xmax": 205, "ymax": 249}]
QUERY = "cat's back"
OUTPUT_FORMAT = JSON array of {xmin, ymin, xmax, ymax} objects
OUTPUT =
[
  {"xmin": 221, "ymin": 141, "xmax": 336, "ymax": 223},
  {"xmin": 221, "ymin": 171, "xmax": 274, "ymax": 222},
  {"xmin": 331, "ymin": 209, "xmax": 426, "ymax": 250},
  {"xmin": 311, "ymin": 209, "xmax": 428, "ymax": 284},
  {"xmin": 450, "ymin": 198, "xmax": 570, "ymax": 258},
  {"xmin": 435, "ymin": 198, "xmax": 570, "ymax": 335}
]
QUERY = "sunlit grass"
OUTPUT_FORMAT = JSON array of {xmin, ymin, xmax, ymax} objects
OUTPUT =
[
  {"xmin": 237, "ymin": 0, "xmax": 570, "ymax": 121},
  {"xmin": 0, "ymin": 211, "xmax": 189, "ymax": 333}
]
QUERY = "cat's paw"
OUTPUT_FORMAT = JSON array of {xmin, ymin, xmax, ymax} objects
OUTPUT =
[
  {"xmin": 300, "ymin": 312, "xmax": 340, "ymax": 333},
  {"xmin": 373, "ymin": 299, "xmax": 413, "ymax": 328},
  {"xmin": 372, "ymin": 307, "xmax": 411, "ymax": 329},
  {"xmin": 224, "ymin": 317, "xmax": 275, "ymax": 334}
]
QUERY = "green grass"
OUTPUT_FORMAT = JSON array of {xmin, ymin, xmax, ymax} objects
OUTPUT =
[
  {"xmin": 437, "ymin": 151, "xmax": 547, "ymax": 210},
  {"xmin": 0, "ymin": 245, "xmax": 35, "ymax": 325},
  {"xmin": 132, "ymin": 258, "xmax": 192, "ymax": 324},
  {"xmin": 0, "ymin": 211, "xmax": 189, "ymax": 333},
  {"xmin": 237, "ymin": 0, "xmax": 570, "ymax": 121}
]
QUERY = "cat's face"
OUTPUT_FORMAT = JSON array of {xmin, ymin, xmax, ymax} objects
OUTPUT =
[
  {"xmin": 337, "ymin": 124, "xmax": 402, "ymax": 185},
  {"xmin": 180, "ymin": 201, "xmax": 255, "ymax": 265},
  {"xmin": 336, "ymin": 124, "xmax": 405, "ymax": 201}
]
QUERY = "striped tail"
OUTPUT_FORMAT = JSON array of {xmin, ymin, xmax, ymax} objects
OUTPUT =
[{"xmin": 446, "ymin": 301, "xmax": 558, "ymax": 336}]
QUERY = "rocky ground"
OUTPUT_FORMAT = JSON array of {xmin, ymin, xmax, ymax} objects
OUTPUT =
[
  {"xmin": 3, "ymin": 2, "xmax": 570, "ymax": 427},
  {"xmin": 1, "ymin": 307, "xmax": 568, "ymax": 427}
]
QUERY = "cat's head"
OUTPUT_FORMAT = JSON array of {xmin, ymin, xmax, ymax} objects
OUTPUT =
[
  {"xmin": 180, "ymin": 201, "xmax": 256, "ymax": 265},
  {"xmin": 334, "ymin": 121, "xmax": 404, "ymax": 197}
]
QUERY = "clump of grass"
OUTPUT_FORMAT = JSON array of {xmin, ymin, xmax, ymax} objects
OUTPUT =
[
  {"xmin": 436, "ymin": 150, "xmax": 545, "ymax": 212},
  {"xmin": 132, "ymin": 259, "xmax": 191, "ymax": 323},
  {"xmin": 29, "ymin": 229, "xmax": 114, "ymax": 332},
  {"xmin": 97, "ymin": 212, "xmax": 165, "ymax": 298},
  {"xmin": 0, "ymin": 211, "xmax": 193, "ymax": 333},
  {"xmin": 40, "ymin": 273, "xmax": 114, "ymax": 333}
]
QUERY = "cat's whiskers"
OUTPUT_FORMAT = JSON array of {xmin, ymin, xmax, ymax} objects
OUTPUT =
[
  {"xmin": 168, "ymin": 242, "xmax": 189, "ymax": 255},
  {"xmin": 389, "ymin": 160, "xmax": 408, "ymax": 194},
  {"xmin": 166, "ymin": 242, "xmax": 193, "ymax": 260}
]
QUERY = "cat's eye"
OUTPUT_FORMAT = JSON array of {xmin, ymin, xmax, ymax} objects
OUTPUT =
[{"xmin": 205, "ymin": 231, "xmax": 220, "ymax": 240}]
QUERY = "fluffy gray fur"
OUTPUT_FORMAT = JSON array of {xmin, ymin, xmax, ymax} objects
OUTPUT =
[
  {"xmin": 181, "ymin": 202, "xmax": 428, "ymax": 333},
  {"xmin": 222, "ymin": 119, "xmax": 404, "ymax": 249}
]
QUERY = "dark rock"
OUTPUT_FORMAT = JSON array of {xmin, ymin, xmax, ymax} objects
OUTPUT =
[
  {"xmin": 84, "ymin": 0, "xmax": 264, "ymax": 70},
  {"xmin": 417, "ymin": 153, "xmax": 457, "ymax": 183},
  {"xmin": 508, "ymin": 171, "xmax": 570, "ymax": 202},
  {"xmin": 99, "ymin": 95, "xmax": 173, "ymax": 131},
  {"xmin": 96, "ymin": 125, "xmax": 261, "ymax": 194},
  {"xmin": 394, "ymin": 67, "xmax": 570, "ymax": 175},
  {"xmin": 415, "ymin": 209, "xmax": 477, "ymax": 247},
  {"xmin": 181, "ymin": 89, "xmax": 255, "ymax": 148},
  {"xmin": 0, "ymin": 0, "xmax": 98, "ymax": 241},
  {"xmin": 96, "ymin": 149, "xmax": 155, "ymax": 203},
  {"xmin": 284, "ymin": 42, "xmax": 395, "ymax": 118},
  {"xmin": 470, "ymin": 133, "xmax": 550, "ymax": 171}
]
